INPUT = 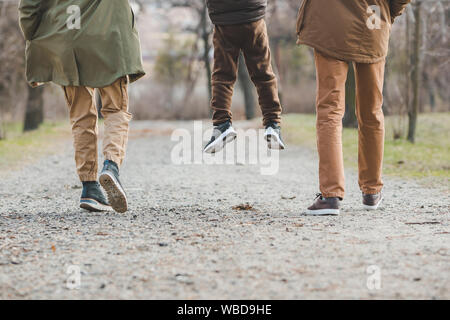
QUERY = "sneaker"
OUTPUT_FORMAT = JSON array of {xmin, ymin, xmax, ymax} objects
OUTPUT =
[
  {"xmin": 362, "ymin": 193, "xmax": 383, "ymax": 210},
  {"xmin": 80, "ymin": 181, "xmax": 111, "ymax": 212},
  {"xmin": 204, "ymin": 121, "xmax": 237, "ymax": 154},
  {"xmin": 99, "ymin": 160, "xmax": 128, "ymax": 213},
  {"xmin": 306, "ymin": 193, "xmax": 340, "ymax": 216},
  {"xmin": 264, "ymin": 122, "xmax": 285, "ymax": 150}
]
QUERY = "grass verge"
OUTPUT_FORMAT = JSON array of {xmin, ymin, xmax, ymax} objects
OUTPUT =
[
  {"xmin": 0, "ymin": 122, "xmax": 70, "ymax": 173},
  {"xmin": 283, "ymin": 112, "xmax": 450, "ymax": 188}
]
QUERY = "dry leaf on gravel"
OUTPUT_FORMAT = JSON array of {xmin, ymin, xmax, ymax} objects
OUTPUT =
[{"xmin": 232, "ymin": 203, "xmax": 255, "ymax": 211}]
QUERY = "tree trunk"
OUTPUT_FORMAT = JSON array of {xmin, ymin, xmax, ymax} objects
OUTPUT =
[
  {"xmin": 238, "ymin": 52, "xmax": 256, "ymax": 120},
  {"xmin": 23, "ymin": 85, "xmax": 44, "ymax": 132},
  {"xmin": 422, "ymin": 71, "xmax": 436, "ymax": 111},
  {"xmin": 408, "ymin": 1, "xmax": 422, "ymax": 143},
  {"xmin": 343, "ymin": 62, "xmax": 358, "ymax": 128},
  {"xmin": 405, "ymin": 9, "xmax": 411, "ymax": 116},
  {"xmin": 0, "ymin": 116, "xmax": 4, "ymax": 140}
]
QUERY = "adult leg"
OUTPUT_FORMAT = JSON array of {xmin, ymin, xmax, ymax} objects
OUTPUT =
[
  {"xmin": 98, "ymin": 77, "xmax": 132, "ymax": 167},
  {"xmin": 211, "ymin": 25, "xmax": 241, "ymax": 125},
  {"xmin": 62, "ymin": 85, "xmax": 98, "ymax": 182},
  {"xmin": 314, "ymin": 50, "xmax": 348, "ymax": 199},
  {"xmin": 242, "ymin": 19, "xmax": 282, "ymax": 126},
  {"xmin": 354, "ymin": 60, "xmax": 385, "ymax": 195}
]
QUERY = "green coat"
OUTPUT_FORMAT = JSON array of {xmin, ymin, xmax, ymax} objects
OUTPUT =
[{"xmin": 19, "ymin": 0, "xmax": 145, "ymax": 88}]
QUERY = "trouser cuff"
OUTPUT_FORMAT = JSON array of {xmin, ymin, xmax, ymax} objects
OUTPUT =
[
  {"xmin": 79, "ymin": 174, "xmax": 98, "ymax": 182},
  {"xmin": 263, "ymin": 118, "xmax": 281, "ymax": 126},
  {"xmin": 321, "ymin": 192, "xmax": 345, "ymax": 200},
  {"xmin": 361, "ymin": 188, "xmax": 383, "ymax": 195},
  {"xmin": 104, "ymin": 155, "xmax": 123, "ymax": 168}
]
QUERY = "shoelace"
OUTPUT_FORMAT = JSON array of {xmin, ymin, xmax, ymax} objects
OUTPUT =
[{"xmin": 314, "ymin": 193, "xmax": 323, "ymax": 200}]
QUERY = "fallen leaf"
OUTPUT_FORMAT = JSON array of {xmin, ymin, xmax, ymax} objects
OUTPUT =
[
  {"xmin": 51, "ymin": 245, "xmax": 56, "ymax": 252},
  {"xmin": 232, "ymin": 203, "xmax": 254, "ymax": 211},
  {"xmin": 281, "ymin": 195, "xmax": 296, "ymax": 200}
]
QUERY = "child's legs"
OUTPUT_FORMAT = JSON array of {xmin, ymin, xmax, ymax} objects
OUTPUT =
[
  {"xmin": 211, "ymin": 25, "xmax": 241, "ymax": 125},
  {"xmin": 98, "ymin": 76, "xmax": 132, "ymax": 167},
  {"xmin": 62, "ymin": 85, "xmax": 98, "ymax": 182},
  {"xmin": 241, "ymin": 19, "xmax": 282, "ymax": 126},
  {"xmin": 314, "ymin": 50, "xmax": 348, "ymax": 199},
  {"xmin": 354, "ymin": 60, "xmax": 385, "ymax": 195}
]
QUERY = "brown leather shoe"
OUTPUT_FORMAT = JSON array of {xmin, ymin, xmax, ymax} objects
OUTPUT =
[
  {"xmin": 306, "ymin": 194, "xmax": 340, "ymax": 216},
  {"xmin": 362, "ymin": 193, "xmax": 383, "ymax": 210}
]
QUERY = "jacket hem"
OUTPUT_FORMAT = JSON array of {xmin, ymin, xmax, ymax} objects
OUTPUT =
[
  {"xmin": 296, "ymin": 39, "xmax": 386, "ymax": 64},
  {"xmin": 27, "ymin": 71, "xmax": 146, "ymax": 88},
  {"xmin": 211, "ymin": 15, "xmax": 265, "ymax": 26}
]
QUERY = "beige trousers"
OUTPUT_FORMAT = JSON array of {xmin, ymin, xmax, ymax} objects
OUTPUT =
[
  {"xmin": 314, "ymin": 50, "xmax": 385, "ymax": 199},
  {"xmin": 62, "ymin": 77, "xmax": 132, "ymax": 182}
]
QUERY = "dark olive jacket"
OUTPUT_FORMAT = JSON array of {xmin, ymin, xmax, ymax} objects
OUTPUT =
[
  {"xmin": 206, "ymin": 0, "xmax": 267, "ymax": 25},
  {"xmin": 19, "ymin": 0, "xmax": 145, "ymax": 88}
]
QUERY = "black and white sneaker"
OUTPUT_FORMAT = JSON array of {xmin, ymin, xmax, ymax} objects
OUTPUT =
[
  {"xmin": 264, "ymin": 122, "xmax": 285, "ymax": 150},
  {"xmin": 80, "ymin": 181, "xmax": 111, "ymax": 212},
  {"xmin": 203, "ymin": 121, "xmax": 237, "ymax": 154},
  {"xmin": 99, "ymin": 160, "xmax": 128, "ymax": 213}
]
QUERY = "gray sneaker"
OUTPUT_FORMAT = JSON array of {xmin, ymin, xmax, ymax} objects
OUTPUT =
[
  {"xmin": 204, "ymin": 121, "xmax": 237, "ymax": 154},
  {"xmin": 264, "ymin": 122, "xmax": 285, "ymax": 150},
  {"xmin": 362, "ymin": 193, "xmax": 383, "ymax": 210},
  {"xmin": 306, "ymin": 193, "xmax": 340, "ymax": 216},
  {"xmin": 80, "ymin": 181, "xmax": 111, "ymax": 212},
  {"xmin": 99, "ymin": 160, "xmax": 128, "ymax": 213}
]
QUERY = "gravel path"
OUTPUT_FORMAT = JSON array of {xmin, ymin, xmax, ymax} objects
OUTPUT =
[{"xmin": 0, "ymin": 120, "xmax": 449, "ymax": 299}]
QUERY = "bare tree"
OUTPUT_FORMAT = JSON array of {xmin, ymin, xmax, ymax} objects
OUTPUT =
[
  {"xmin": 408, "ymin": 0, "xmax": 423, "ymax": 143},
  {"xmin": 238, "ymin": 53, "xmax": 256, "ymax": 120},
  {"xmin": 343, "ymin": 63, "xmax": 358, "ymax": 128},
  {"xmin": 23, "ymin": 85, "xmax": 44, "ymax": 131},
  {"xmin": 0, "ymin": 0, "xmax": 27, "ymax": 137}
]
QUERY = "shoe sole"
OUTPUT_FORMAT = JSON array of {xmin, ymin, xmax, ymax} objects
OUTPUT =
[
  {"xmin": 99, "ymin": 172, "xmax": 128, "ymax": 213},
  {"xmin": 204, "ymin": 127, "xmax": 237, "ymax": 154},
  {"xmin": 305, "ymin": 208, "xmax": 340, "ymax": 216},
  {"xmin": 80, "ymin": 199, "xmax": 112, "ymax": 212},
  {"xmin": 363, "ymin": 197, "xmax": 383, "ymax": 210},
  {"xmin": 264, "ymin": 127, "xmax": 285, "ymax": 150}
]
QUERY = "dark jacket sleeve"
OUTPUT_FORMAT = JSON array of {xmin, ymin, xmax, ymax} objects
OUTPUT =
[
  {"xmin": 390, "ymin": 0, "xmax": 411, "ymax": 23},
  {"xmin": 18, "ymin": 0, "xmax": 42, "ymax": 41}
]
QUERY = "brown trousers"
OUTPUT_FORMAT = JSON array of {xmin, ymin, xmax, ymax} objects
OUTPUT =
[
  {"xmin": 62, "ymin": 77, "xmax": 132, "ymax": 182},
  {"xmin": 211, "ymin": 19, "xmax": 282, "ymax": 126},
  {"xmin": 314, "ymin": 50, "xmax": 385, "ymax": 199}
]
